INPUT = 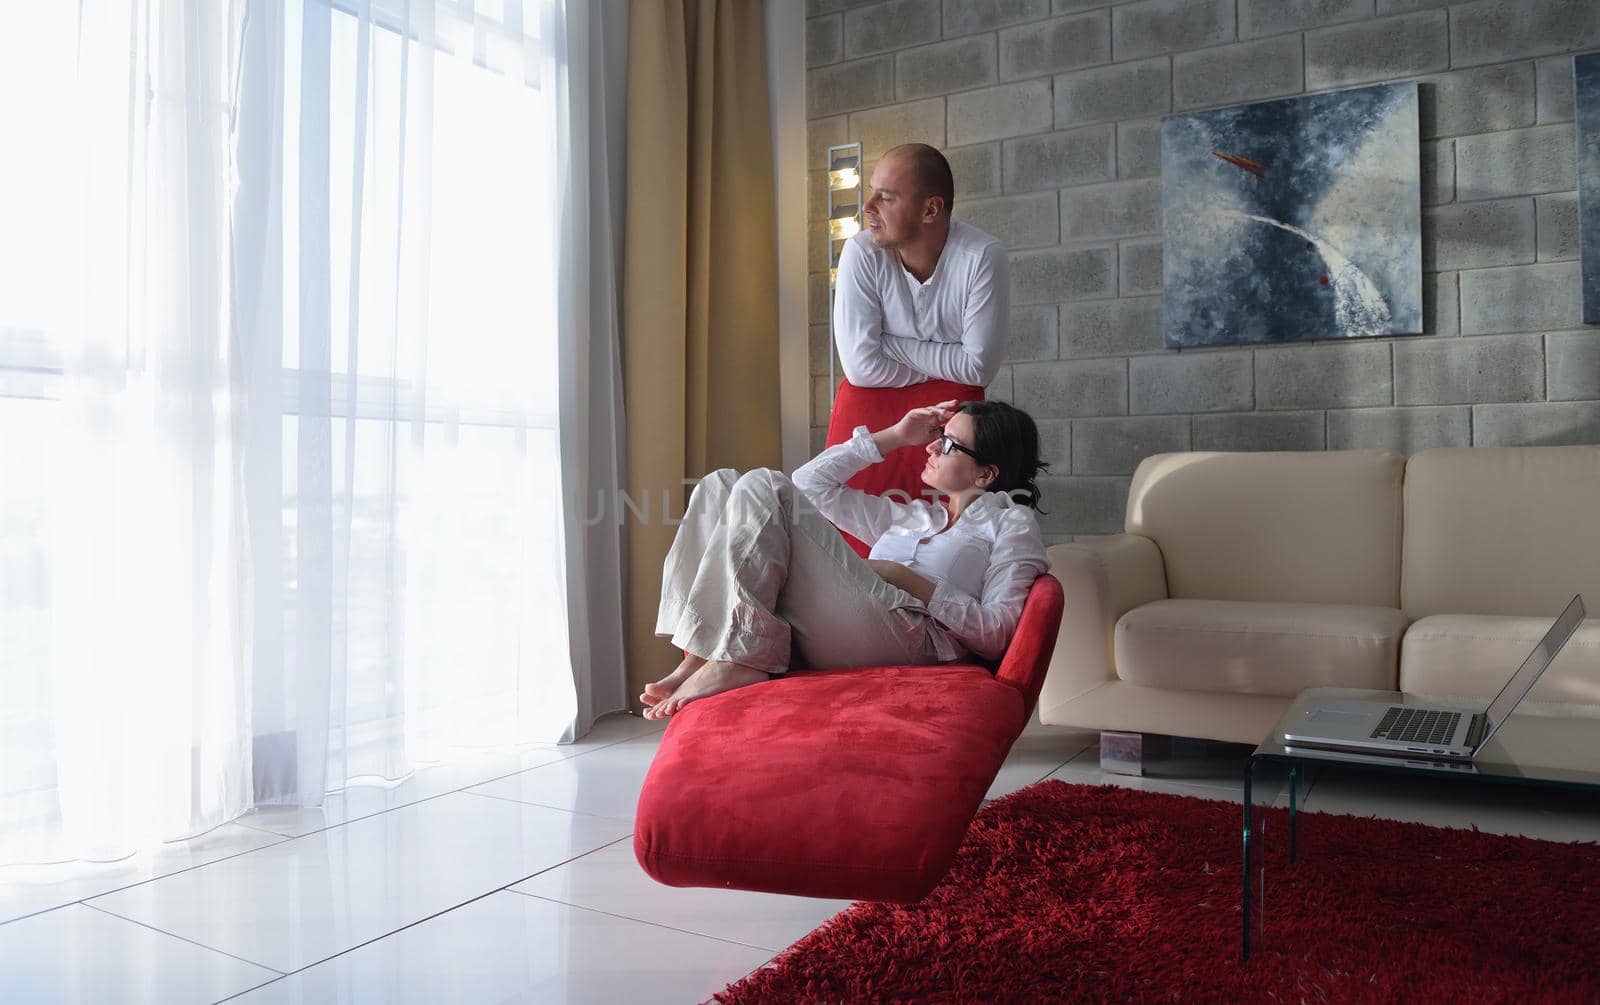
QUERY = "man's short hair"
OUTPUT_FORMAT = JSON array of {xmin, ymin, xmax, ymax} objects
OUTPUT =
[{"xmin": 887, "ymin": 143, "xmax": 955, "ymax": 215}]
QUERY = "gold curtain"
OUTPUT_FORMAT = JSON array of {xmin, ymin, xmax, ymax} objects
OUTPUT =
[{"xmin": 621, "ymin": 0, "xmax": 780, "ymax": 709}]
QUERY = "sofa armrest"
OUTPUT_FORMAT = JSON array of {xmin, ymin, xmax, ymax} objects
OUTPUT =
[{"xmin": 1037, "ymin": 535, "xmax": 1169, "ymax": 714}]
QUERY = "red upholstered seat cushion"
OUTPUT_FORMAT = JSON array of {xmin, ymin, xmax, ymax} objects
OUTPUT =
[
  {"xmin": 634, "ymin": 574, "xmax": 1064, "ymax": 903},
  {"xmin": 823, "ymin": 379, "xmax": 984, "ymax": 556},
  {"xmin": 634, "ymin": 663, "xmax": 1026, "ymax": 904}
]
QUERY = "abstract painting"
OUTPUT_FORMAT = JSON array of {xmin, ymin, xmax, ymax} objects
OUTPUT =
[
  {"xmin": 1578, "ymin": 52, "xmax": 1600, "ymax": 325},
  {"xmin": 1161, "ymin": 83, "xmax": 1421, "ymax": 348}
]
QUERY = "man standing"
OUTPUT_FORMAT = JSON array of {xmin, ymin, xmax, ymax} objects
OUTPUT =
[{"xmin": 832, "ymin": 143, "xmax": 1009, "ymax": 388}]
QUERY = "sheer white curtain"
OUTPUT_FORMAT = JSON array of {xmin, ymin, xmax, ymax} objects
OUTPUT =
[
  {"xmin": 233, "ymin": 0, "xmax": 601, "ymax": 803},
  {"xmin": 0, "ymin": 0, "xmax": 623, "ymax": 866},
  {"xmin": 0, "ymin": 0, "xmax": 251, "ymax": 865},
  {"xmin": 243, "ymin": 0, "xmax": 576, "ymax": 806}
]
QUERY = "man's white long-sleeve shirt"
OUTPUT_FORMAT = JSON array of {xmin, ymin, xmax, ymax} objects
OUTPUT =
[
  {"xmin": 792, "ymin": 425, "xmax": 1049, "ymax": 663},
  {"xmin": 832, "ymin": 220, "xmax": 1009, "ymax": 389}
]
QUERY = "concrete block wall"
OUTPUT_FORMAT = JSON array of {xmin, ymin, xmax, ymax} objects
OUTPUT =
[{"xmin": 805, "ymin": 0, "xmax": 1600, "ymax": 541}]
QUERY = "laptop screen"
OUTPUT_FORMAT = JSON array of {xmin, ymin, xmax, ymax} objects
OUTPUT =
[{"xmin": 1482, "ymin": 595, "xmax": 1587, "ymax": 739}]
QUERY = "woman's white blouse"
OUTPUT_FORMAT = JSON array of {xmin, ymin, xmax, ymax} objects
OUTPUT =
[{"xmin": 792, "ymin": 425, "xmax": 1050, "ymax": 662}]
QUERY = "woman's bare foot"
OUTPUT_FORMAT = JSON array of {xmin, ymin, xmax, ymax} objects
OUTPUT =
[
  {"xmin": 640, "ymin": 653, "xmax": 707, "ymax": 713},
  {"xmin": 654, "ymin": 661, "xmax": 770, "ymax": 718}
]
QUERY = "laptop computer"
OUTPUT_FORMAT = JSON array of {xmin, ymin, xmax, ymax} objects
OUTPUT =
[{"xmin": 1281, "ymin": 594, "xmax": 1587, "ymax": 762}]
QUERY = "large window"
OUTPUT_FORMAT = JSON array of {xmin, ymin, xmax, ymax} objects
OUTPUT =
[
  {"xmin": 274, "ymin": 1, "xmax": 569, "ymax": 769},
  {"xmin": 0, "ymin": 2, "xmax": 82, "ymax": 855},
  {"xmin": 0, "ymin": 0, "xmax": 573, "ymax": 863}
]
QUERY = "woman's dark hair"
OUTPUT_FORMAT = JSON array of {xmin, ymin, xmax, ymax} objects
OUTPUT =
[{"xmin": 958, "ymin": 400, "xmax": 1047, "ymax": 512}]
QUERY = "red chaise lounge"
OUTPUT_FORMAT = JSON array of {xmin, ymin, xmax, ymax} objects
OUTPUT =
[{"xmin": 633, "ymin": 380, "xmax": 1066, "ymax": 903}]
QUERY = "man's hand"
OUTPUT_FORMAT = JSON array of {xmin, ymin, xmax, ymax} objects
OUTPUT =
[
  {"xmin": 872, "ymin": 399, "xmax": 960, "ymax": 456},
  {"xmin": 866, "ymin": 559, "xmax": 937, "ymax": 604}
]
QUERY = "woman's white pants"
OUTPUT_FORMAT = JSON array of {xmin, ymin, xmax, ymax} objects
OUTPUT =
[{"xmin": 654, "ymin": 468, "xmax": 942, "ymax": 674}]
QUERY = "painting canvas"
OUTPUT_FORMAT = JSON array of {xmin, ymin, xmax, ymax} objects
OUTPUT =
[
  {"xmin": 1578, "ymin": 52, "xmax": 1600, "ymax": 325},
  {"xmin": 1161, "ymin": 83, "xmax": 1422, "ymax": 348}
]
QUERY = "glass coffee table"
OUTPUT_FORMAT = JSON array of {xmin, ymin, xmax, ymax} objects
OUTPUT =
[{"xmin": 1242, "ymin": 687, "xmax": 1600, "ymax": 960}]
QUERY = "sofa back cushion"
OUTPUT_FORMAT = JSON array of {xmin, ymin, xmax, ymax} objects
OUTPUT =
[
  {"xmin": 1126, "ymin": 450, "xmax": 1405, "ymax": 606},
  {"xmin": 1402, "ymin": 446, "xmax": 1600, "ymax": 618}
]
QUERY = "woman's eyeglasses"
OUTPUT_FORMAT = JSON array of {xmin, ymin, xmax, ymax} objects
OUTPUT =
[{"xmin": 935, "ymin": 427, "xmax": 986, "ymax": 464}]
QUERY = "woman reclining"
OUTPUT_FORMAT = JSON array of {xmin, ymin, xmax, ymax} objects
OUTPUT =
[{"xmin": 642, "ymin": 399, "xmax": 1050, "ymax": 719}]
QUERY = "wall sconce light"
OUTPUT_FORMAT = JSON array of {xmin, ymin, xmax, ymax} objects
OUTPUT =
[{"xmin": 826, "ymin": 142, "xmax": 864, "ymax": 412}]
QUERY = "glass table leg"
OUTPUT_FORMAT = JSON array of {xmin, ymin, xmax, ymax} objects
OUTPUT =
[
  {"xmin": 1242, "ymin": 764, "xmax": 1250, "ymax": 961},
  {"xmin": 1242, "ymin": 756, "xmax": 1297, "ymax": 960},
  {"xmin": 1289, "ymin": 764, "xmax": 1298, "ymax": 865}
]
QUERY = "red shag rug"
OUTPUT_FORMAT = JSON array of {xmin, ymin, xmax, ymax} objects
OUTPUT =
[{"xmin": 714, "ymin": 781, "xmax": 1600, "ymax": 1004}]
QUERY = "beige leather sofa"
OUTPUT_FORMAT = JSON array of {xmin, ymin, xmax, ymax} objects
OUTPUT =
[{"xmin": 1039, "ymin": 445, "xmax": 1600, "ymax": 745}]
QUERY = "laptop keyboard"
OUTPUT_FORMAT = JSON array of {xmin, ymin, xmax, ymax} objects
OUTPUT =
[{"xmin": 1371, "ymin": 707, "xmax": 1460, "ymax": 745}]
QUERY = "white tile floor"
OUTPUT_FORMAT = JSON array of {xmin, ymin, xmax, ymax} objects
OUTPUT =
[{"xmin": 3, "ymin": 710, "xmax": 1598, "ymax": 1004}]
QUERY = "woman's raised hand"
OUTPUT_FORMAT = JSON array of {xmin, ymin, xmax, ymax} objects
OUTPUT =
[{"xmin": 888, "ymin": 399, "xmax": 959, "ymax": 451}]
